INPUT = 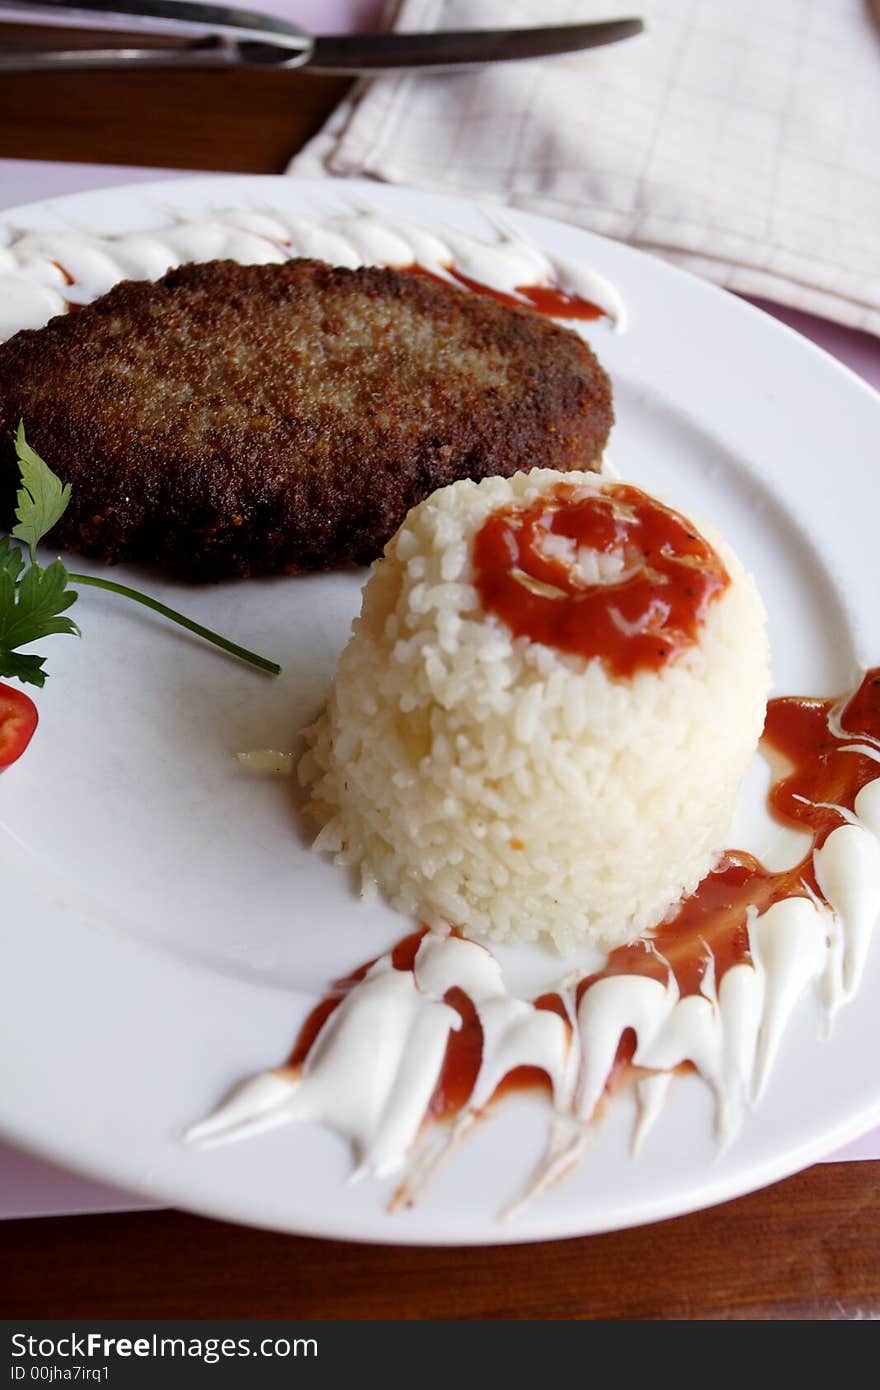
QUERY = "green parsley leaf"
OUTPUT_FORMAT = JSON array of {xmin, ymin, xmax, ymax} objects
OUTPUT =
[
  {"xmin": 0, "ymin": 648, "xmax": 48, "ymax": 689},
  {"xmin": 0, "ymin": 535, "xmax": 25, "ymax": 585},
  {"xmin": 1, "ymin": 557, "xmax": 79, "ymax": 653},
  {"xmin": 0, "ymin": 428, "xmax": 80, "ymax": 686},
  {"xmin": 1, "ymin": 426, "xmax": 281, "ymax": 684},
  {"xmin": 0, "ymin": 550, "xmax": 79, "ymax": 690},
  {"xmin": 11, "ymin": 421, "xmax": 73, "ymax": 563}
]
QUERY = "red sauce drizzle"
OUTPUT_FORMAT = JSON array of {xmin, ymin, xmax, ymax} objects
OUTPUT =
[
  {"xmin": 473, "ymin": 481, "xmax": 730, "ymax": 678},
  {"xmin": 49, "ymin": 259, "xmax": 74, "ymax": 287},
  {"xmin": 286, "ymin": 671, "xmax": 880, "ymax": 1130},
  {"xmin": 430, "ymin": 988, "xmax": 483, "ymax": 1120},
  {"xmin": 401, "ymin": 262, "xmax": 604, "ymax": 321},
  {"xmin": 575, "ymin": 853, "xmax": 763, "ymax": 1004}
]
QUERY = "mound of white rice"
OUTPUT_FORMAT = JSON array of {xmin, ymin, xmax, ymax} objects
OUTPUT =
[{"xmin": 299, "ymin": 470, "xmax": 770, "ymax": 952}]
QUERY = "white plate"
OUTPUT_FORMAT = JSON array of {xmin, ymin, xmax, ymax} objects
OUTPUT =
[{"xmin": 1, "ymin": 176, "xmax": 878, "ymax": 1245}]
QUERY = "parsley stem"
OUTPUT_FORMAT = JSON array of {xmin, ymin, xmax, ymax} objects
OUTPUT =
[{"xmin": 68, "ymin": 573, "xmax": 282, "ymax": 676}]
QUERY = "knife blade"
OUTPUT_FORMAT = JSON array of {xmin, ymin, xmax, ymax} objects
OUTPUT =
[
  {"xmin": 0, "ymin": 6, "xmax": 645, "ymax": 74},
  {"xmin": 294, "ymin": 20, "xmax": 646, "ymax": 73}
]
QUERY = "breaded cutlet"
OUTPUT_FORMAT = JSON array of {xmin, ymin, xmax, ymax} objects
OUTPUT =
[{"xmin": 0, "ymin": 258, "xmax": 613, "ymax": 582}]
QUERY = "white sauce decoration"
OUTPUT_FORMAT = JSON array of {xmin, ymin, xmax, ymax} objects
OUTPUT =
[{"xmin": 0, "ymin": 205, "xmax": 626, "ymax": 343}]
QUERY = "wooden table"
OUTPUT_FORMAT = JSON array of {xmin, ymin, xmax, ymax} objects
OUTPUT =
[
  {"xmin": 0, "ymin": 23, "xmax": 349, "ymax": 173},
  {"xmin": 1, "ymin": 31, "xmax": 879, "ymax": 1322},
  {"xmin": 1, "ymin": 1163, "xmax": 879, "ymax": 1318}
]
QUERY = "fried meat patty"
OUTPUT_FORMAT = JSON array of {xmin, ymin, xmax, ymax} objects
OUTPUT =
[{"xmin": 0, "ymin": 258, "xmax": 613, "ymax": 581}]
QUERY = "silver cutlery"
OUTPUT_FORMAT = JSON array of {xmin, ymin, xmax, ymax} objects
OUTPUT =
[{"xmin": 0, "ymin": 2, "xmax": 644, "ymax": 74}]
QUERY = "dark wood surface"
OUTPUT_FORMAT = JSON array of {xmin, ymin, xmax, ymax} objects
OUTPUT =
[
  {"xmin": 3, "ymin": 1162, "xmax": 879, "ymax": 1319},
  {"xmin": 1, "ymin": 28, "xmax": 878, "ymax": 1322},
  {"xmin": 0, "ymin": 24, "xmax": 351, "ymax": 172}
]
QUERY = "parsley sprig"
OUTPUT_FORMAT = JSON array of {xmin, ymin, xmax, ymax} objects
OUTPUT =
[{"xmin": 0, "ymin": 424, "xmax": 281, "ymax": 686}]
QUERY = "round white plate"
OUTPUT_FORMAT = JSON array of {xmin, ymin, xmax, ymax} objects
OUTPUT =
[{"xmin": 1, "ymin": 176, "xmax": 878, "ymax": 1244}]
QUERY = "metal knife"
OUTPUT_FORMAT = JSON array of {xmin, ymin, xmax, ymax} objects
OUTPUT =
[{"xmin": 0, "ymin": 2, "xmax": 644, "ymax": 74}]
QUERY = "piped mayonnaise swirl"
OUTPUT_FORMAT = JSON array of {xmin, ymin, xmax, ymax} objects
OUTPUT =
[{"xmin": 0, "ymin": 204, "xmax": 626, "ymax": 343}]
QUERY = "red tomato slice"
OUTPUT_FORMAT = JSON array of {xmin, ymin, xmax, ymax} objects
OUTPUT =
[{"xmin": 0, "ymin": 682, "xmax": 38, "ymax": 768}]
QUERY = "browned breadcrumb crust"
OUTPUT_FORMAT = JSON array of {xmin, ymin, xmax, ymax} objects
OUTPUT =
[{"xmin": 0, "ymin": 258, "xmax": 613, "ymax": 582}]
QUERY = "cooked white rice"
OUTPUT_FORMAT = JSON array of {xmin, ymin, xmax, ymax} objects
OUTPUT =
[{"xmin": 299, "ymin": 469, "xmax": 770, "ymax": 951}]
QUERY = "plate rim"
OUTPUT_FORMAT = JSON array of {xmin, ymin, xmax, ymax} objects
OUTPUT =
[{"xmin": 1, "ymin": 172, "xmax": 879, "ymax": 1244}]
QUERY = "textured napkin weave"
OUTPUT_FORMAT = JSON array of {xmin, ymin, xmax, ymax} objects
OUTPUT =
[{"xmin": 290, "ymin": 0, "xmax": 880, "ymax": 335}]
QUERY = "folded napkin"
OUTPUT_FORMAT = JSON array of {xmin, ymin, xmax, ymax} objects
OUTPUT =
[{"xmin": 290, "ymin": 0, "xmax": 880, "ymax": 336}]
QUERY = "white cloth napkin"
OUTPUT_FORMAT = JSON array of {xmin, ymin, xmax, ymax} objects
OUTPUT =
[{"xmin": 290, "ymin": 0, "xmax": 880, "ymax": 336}]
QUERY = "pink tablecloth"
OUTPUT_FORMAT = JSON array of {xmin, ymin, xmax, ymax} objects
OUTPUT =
[{"xmin": 0, "ymin": 153, "xmax": 878, "ymax": 1219}]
